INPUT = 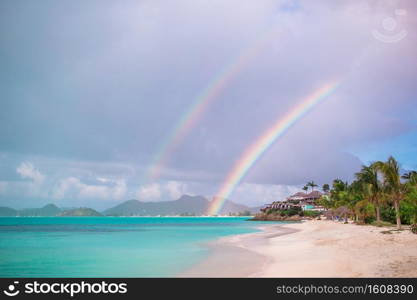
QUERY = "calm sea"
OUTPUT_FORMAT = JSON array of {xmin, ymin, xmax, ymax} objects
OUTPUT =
[{"xmin": 0, "ymin": 217, "xmax": 265, "ymax": 277}]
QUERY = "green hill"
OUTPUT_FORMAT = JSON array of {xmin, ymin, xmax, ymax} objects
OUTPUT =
[
  {"xmin": 0, "ymin": 207, "xmax": 18, "ymax": 216},
  {"xmin": 18, "ymin": 204, "xmax": 61, "ymax": 216},
  {"xmin": 103, "ymin": 194, "xmax": 259, "ymax": 216},
  {"xmin": 58, "ymin": 207, "xmax": 103, "ymax": 216}
]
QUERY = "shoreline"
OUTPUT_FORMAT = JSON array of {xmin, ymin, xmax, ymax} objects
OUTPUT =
[
  {"xmin": 180, "ymin": 223, "xmax": 298, "ymax": 277},
  {"xmin": 181, "ymin": 220, "xmax": 417, "ymax": 277}
]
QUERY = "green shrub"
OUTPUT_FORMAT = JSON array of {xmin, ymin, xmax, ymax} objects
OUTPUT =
[
  {"xmin": 380, "ymin": 205, "xmax": 415, "ymax": 225},
  {"xmin": 400, "ymin": 202, "xmax": 417, "ymax": 225},
  {"xmin": 364, "ymin": 216, "xmax": 376, "ymax": 224},
  {"xmin": 287, "ymin": 207, "xmax": 302, "ymax": 216},
  {"xmin": 302, "ymin": 210, "xmax": 320, "ymax": 218},
  {"xmin": 380, "ymin": 206, "xmax": 396, "ymax": 224},
  {"xmin": 278, "ymin": 207, "xmax": 302, "ymax": 217},
  {"xmin": 371, "ymin": 220, "xmax": 393, "ymax": 227}
]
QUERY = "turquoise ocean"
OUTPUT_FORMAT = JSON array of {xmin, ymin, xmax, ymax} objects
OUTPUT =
[{"xmin": 0, "ymin": 217, "xmax": 266, "ymax": 277}]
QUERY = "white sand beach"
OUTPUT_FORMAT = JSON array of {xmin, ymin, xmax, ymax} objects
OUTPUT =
[{"xmin": 182, "ymin": 220, "xmax": 417, "ymax": 277}]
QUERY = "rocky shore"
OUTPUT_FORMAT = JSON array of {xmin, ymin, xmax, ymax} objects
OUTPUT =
[{"xmin": 250, "ymin": 213, "xmax": 303, "ymax": 221}]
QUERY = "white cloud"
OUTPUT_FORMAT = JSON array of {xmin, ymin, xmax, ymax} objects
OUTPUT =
[
  {"xmin": 96, "ymin": 177, "xmax": 111, "ymax": 183},
  {"xmin": 232, "ymin": 183, "xmax": 301, "ymax": 207},
  {"xmin": 52, "ymin": 177, "xmax": 127, "ymax": 201},
  {"xmin": 136, "ymin": 183, "xmax": 162, "ymax": 201},
  {"xmin": 94, "ymin": 177, "xmax": 127, "ymax": 200},
  {"xmin": 165, "ymin": 180, "xmax": 188, "ymax": 200},
  {"xmin": 53, "ymin": 177, "xmax": 82, "ymax": 199},
  {"xmin": 14, "ymin": 162, "xmax": 46, "ymax": 197},
  {"xmin": 112, "ymin": 179, "xmax": 127, "ymax": 200},
  {"xmin": 134, "ymin": 181, "xmax": 193, "ymax": 201},
  {"xmin": 78, "ymin": 183, "xmax": 110, "ymax": 200},
  {"xmin": 16, "ymin": 162, "xmax": 45, "ymax": 185}
]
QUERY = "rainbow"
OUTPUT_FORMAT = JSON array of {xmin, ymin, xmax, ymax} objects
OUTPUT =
[
  {"xmin": 207, "ymin": 82, "xmax": 340, "ymax": 215},
  {"xmin": 147, "ymin": 27, "xmax": 283, "ymax": 180}
]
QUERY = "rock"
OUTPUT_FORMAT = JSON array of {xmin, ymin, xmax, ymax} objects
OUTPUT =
[{"xmin": 250, "ymin": 213, "xmax": 303, "ymax": 221}]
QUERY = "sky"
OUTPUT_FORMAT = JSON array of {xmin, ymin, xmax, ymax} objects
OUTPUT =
[{"xmin": 1, "ymin": 0, "xmax": 416, "ymax": 210}]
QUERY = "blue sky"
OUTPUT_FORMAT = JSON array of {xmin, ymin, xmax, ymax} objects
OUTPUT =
[
  {"xmin": 1, "ymin": 0, "xmax": 416, "ymax": 209},
  {"xmin": 350, "ymin": 130, "xmax": 417, "ymax": 170}
]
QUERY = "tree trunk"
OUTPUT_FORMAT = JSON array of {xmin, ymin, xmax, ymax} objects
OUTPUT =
[
  {"xmin": 376, "ymin": 206, "xmax": 381, "ymax": 223},
  {"xmin": 394, "ymin": 199, "xmax": 401, "ymax": 230}
]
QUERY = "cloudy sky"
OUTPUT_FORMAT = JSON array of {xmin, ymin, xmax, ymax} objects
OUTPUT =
[{"xmin": 1, "ymin": 0, "xmax": 416, "ymax": 209}]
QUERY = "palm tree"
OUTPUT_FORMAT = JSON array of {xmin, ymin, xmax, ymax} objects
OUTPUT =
[
  {"xmin": 307, "ymin": 181, "xmax": 318, "ymax": 192},
  {"xmin": 322, "ymin": 184, "xmax": 330, "ymax": 193},
  {"xmin": 403, "ymin": 172, "xmax": 417, "ymax": 226},
  {"xmin": 302, "ymin": 185, "xmax": 309, "ymax": 194},
  {"xmin": 374, "ymin": 156, "xmax": 406, "ymax": 229},
  {"xmin": 347, "ymin": 180, "xmax": 366, "ymax": 223},
  {"xmin": 354, "ymin": 198, "xmax": 375, "ymax": 224},
  {"xmin": 401, "ymin": 171, "xmax": 417, "ymax": 180},
  {"xmin": 332, "ymin": 179, "xmax": 347, "ymax": 191},
  {"xmin": 402, "ymin": 171, "xmax": 417, "ymax": 187},
  {"xmin": 317, "ymin": 194, "xmax": 333, "ymax": 210},
  {"xmin": 355, "ymin": 164, "xmax": 382, "ymax": 222},
  {"xmin": 330, "ymin": 179, "xmax": 348, "ymax": 203}
]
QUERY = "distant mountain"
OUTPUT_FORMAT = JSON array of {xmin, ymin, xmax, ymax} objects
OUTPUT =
[
  {"xmin": 0, "ymin": 204, "xmax": 102, "ymax": 217},
  {"xmin": 103, "ymin": 194, "xmax": 260, "ymax": 216},
  {"xmin": 58, "ymin": 207, "xmax": 102, "ymax": 216},
  {"xmin": 18, "ymin": 204, "xmax": 61, "ymax": 217},
  {"xmin": 0, "ymin": 207, "xmax": 18, "ymax": 216},
  {"xmin": 248, "ymin": 206, "xmax": 264, "ymax": 214},
  {"xmin": 220, "ymin": 200, "xmax": 255, "ymax": 214},
  {"xmin": 0, "ymin": 196, "xmax": 263, "ymax": 217},
  {"xmin": 103, "ymin": 195, "xmax": 207, "ymax": 216}
]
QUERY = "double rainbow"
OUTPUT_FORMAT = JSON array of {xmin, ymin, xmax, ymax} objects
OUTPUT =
[
  {"xmin": 147, "ymin": 27, "xmax": 283, "ymax": 180},
  {"xmin": 207, "ymin": 82, "xmax": 340, "ymax": 215}
]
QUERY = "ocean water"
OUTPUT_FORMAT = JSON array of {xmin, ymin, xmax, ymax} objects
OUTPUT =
[{"xmin": 0, "ymin": 217, "xmax": 266, "ymax": 277}]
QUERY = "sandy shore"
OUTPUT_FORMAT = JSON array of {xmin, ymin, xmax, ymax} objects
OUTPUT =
[{"xmin": 181, "ymin": 220, "xmax": 417, "ymax": 277}]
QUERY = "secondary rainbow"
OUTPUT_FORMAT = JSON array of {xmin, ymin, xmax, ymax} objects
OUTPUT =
[
  {"xmin": 147, "ymin": 27, "xmax": 283, "ymax": 180},
  {"xmin": 208, "ymin": 82, "xmax": 340, "ymax": 215}
]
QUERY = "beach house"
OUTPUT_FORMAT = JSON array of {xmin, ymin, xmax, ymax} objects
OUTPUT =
[{"xmin": 261, "ymin": 190, "xmax": 326, "ymax": 212}]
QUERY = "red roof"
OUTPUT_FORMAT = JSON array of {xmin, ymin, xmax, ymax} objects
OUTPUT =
[
  {"xmin": 288, "ymin": 190, "xmax": 323, "ymax": 199},
  {"xmin": 292, "ymin": 192, "xmax": 307, "ymax": 197},
  {"xmin": 305, "ymin": 191, "xmax": 323, "ymax": 198}
]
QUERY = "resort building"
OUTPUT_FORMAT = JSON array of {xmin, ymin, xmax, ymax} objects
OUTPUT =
[{"xmin": 261, "ymin": 190, "xmax": 326, "ymax": 212}]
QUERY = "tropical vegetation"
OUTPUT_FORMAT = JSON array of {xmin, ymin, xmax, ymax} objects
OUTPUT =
[
  {"xmin": 318, "ymin": 156, "xmax": 417, "ymax": 232},
  {"xmin": 306, "ymin": 181, "xmax": 318, "ymax": 192}
]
